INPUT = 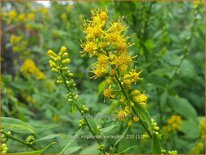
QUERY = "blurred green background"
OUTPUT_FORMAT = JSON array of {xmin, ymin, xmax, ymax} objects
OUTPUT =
[{"xmin": 1, "ymin": 1, "xmax": 205, "ymax": 154}]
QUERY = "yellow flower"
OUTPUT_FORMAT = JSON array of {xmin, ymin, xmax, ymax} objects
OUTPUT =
[
  {"xmin": 10, "ymin": 35, "xmax": 22, "ymax": 44},
  {"xmin": 117, "ymin": 110, "xmax": 127, "ymax": 121},
  {"xmin": 112, "ymin": 55, "xmax": 123, "ymax": 67},
  {"xmin": 131, "ymin": 89, "xmax": 141, "ymax": 96},
  {"xmin": 97, "ymin": 54, "xmax": 108, "ymax": 66},
  {"xmin": 82, "ymin": 41, "xmax": 97, "ymax": 57},
  {"xmin": 66, "ymin": 5, "xmax": 71, "ymax": 12},
  {"xmin": 27, "ymin": 13, "xmax": 35, "ymax": 21},
  {"xmin": 164, "ymin": 115, "xmax": 182, "ymax": 132},
  {"xmin": 133, "ymin": 116, "xmax": 139, "ymax": 122},
  {"xmin": 129, "ymin": 69, "xmax": 142, "ymax": 83},
  {"xmin": 18, "ymin": 13, "xmax": 26, "ymax": 22},
  {"xmin": 91, "ymin": 63, "xmax": 107, "ymax": 79},
  {"xmin": 91, "ymin": 8, "xmax": 108, "ymax": 26},
  {"xmin": 99, "ymin": 10, "xmax": 108, "ymax": 21},
  {"xmin": 104, "ymin": 86, "xmax": 115, "ymax": 98},
  {"xmin": 40, "ymin": 7, "xmax": 48, "ymax": 15},
  {"xmin": 61, "ymin": 13, "xmax": 67, "ymax": 21},
  {"xmin": 192, "ymin": 142, "xmax": 204, "ymax": 154},
  {"xmin": 9, "ymin": 10, "xmax": 17, "ymax": 20},
  {"xmin": 21, "ymin": 59, "xmax": 45, "ymax": 80},
  {"xmin": 128, "ymin": 120, "xmax": 133, "ymax": 126},
  {"xmin": 123, "ymin": 79, "xmax": 132, "ymax": 89},
  {"xmin": 134, "ymin": 94, "xmax": 147, "ymax": 105}
]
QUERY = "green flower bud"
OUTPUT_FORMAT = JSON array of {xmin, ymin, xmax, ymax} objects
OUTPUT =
[
  {"xmin": 48, "ymin": 50, "xmax": 57, "ymax": 57},
  {"xmin": 62, "ymin": 58, "xmax": 71, "ymax": 64}
]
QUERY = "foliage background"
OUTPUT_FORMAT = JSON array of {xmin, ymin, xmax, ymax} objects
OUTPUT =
[{"xmin": 1, "ymin": 1, "xmax": 205, "ymax": 154}]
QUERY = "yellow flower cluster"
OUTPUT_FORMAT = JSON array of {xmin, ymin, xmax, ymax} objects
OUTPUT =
[
  {"xmin": 81, "ymin": 8, "xmax": 147, "ymax": 125},
  {"xmin": 191, "ymin": 142, "xmax": 204, "ymax": 154},
  {"xmin": 5, "ymin": 10, "xmax": 35, "ymax": 24},
  {"xmin": 10, "ymin": 35, "xmax": 29, "ymax": 56},
  {"xmin": 164, "ymin": 115, "xmax": 182, "ymax": 132},
  {"xmin": 21, "ymin": 59, "xmax": 45, "ymax": 80}
]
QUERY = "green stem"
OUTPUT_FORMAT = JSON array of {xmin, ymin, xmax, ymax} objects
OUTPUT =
[
  {"xmin": 104, "ymin": 50, "xmax": 153, "ymax": 138},
  {"xmin": 59, "ymin": 72, "xmax": 106, "ymax": 154},
  {"xmin": 114, "ymin": 75, "xmax": 153, "ymax": 138},
  {"xmin": 2, "ymin": 131, "xmax": 37, "ymax": 150}
]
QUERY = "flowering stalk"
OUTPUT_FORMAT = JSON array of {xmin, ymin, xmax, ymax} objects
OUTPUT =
[
  {"xmin": 81, "ymin": 8, "xmax": 162, "ymax": 153},
  {"xmin": 47, "ymin": 47, "xmax": 106, "ymax": 154}
]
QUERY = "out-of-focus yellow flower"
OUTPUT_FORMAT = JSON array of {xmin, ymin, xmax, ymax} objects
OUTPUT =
[
  {"xmin": 199, "ymin": 118, "xmax": 205, "ymax": 139},
  {"xmin": 40, "ymin": 7, "xmax": 48, "ymax": 15},
  {"xmin": 52, "ymin": 115, "xmax": 60, "ymax": 121},
  {"xmin": 192, "ymin": 142, "xmax": 204, "ymax": 154},
  {"xmin": 18, "ymin": 13, "xmax": 26, "ymax": 22},
  {"xmin": 79, "ymin": 14, "xmax": 84, "ymax": 22},
  {"xmin": 21, "ymin": 59, "xmax": 45, "ymax": 80},
  {"xmin": 9, "ymin": 10, "xmax": 17, "ymax": 20},
  {"xmin": 27, "ymin": 13, "xmax": 35, "ymax": 21},
  {"xmin": 9, "ymin": 35, "xmax": 29, "ymax": 56},
  {"xmin": 61, "ymin": 13, "xmax": 67, "ymax": 21},
  {"xmin": 193, "ymin": 0, "xmax": 203, "ymax": 8},
  {"xmin": 66, "ymin": 5, "xmax": 71, "ymax": 12},
  {"xmin": 26, "ymin": 95, "xmax": 36, "ymax": 104},
  {"xmin": 164, "ymin": 115, "xmax": 182, "ymax": 132},
  {"xmin": 10, "ymin": 35, "xmax": 22, "ymax": 44}
]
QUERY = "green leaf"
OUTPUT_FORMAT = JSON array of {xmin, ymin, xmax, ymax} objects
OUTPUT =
[
  {"xmin": 117, "ymin": 145, "xmax": 137, "ymax": 154},
  {"xmin": 168, "ymin": 96, "xmax": 198, "ymax": 124},
  {"xmin": 160, "ymin": 90, "xmax": 168, "ymax": 109},
  {"xmin": 79, "ymin": 143, "xmax": 98, "ymax": 154},
  {"xmin": 152, "ymin": 134, "xmax": 161, "ymax": 154},
  {"xmin": 60, "ymin": 129, "xmax": 81, "ymax": 154},
  {"xmin": 2, "ymin": 117, "xmax": 36, "ymax": 134},
  {"xmin": 13, "ymin": 142, "xmax": 56, "ymax": 154},
  {"xmin": 63, "ymin": 146, "xmax": 81, "ymax": 154},
  {"xmin": 36, "ymin": 134, "xmax": 61, "ymax": 142},
  {"xmin": 98, "ymin": 81, "xmax": 106, "ymax": 95},
  {"xmin": 179, "ymin": 60, "xmax": 196, "ymax": 79},
  {"xmin": 112, "ymin": 127, "xmax": 129, "ymax": 150},
  {"xmin": 30, "ymin": 123, "xmax": 59, "ymax": 133},
  {"xmin": 179, "ymin": 119, "xmax": 199, "ymax": 139},
  {"xmin": 132, "ymin": 102, "xmax": 153, "ymax": 133},
  {"xmin": 101, "ymin": 125, "xmax": 117, "ymax": 134}
]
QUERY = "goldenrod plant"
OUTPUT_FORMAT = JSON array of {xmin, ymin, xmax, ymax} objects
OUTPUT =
[
  {"xmin": 48, "ymin": 47, "xmax": 106, "ymax": 154},
  {"xmin": 81, "ymin": 8, "xmax": 162, "ymax": 153},
  {"xmin": 1, "ymin": 1, "xmax": 205, "ymax": 154}
]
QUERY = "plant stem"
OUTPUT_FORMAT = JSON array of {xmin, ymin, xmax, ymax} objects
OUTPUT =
[
  {"xmin": 104, "ymin": 50, "xmax": 153, "ymax": 138},
  {"xmin": 113, "ymin": 75, "xmax": 152, "ymax": 138},
  {"xmin": 59, "ymin": 72, "xmax": 106, "ymax": 154},
  {"xmin": 2, "ymin": 131, "xmax": 37, "ymax": 150}
]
